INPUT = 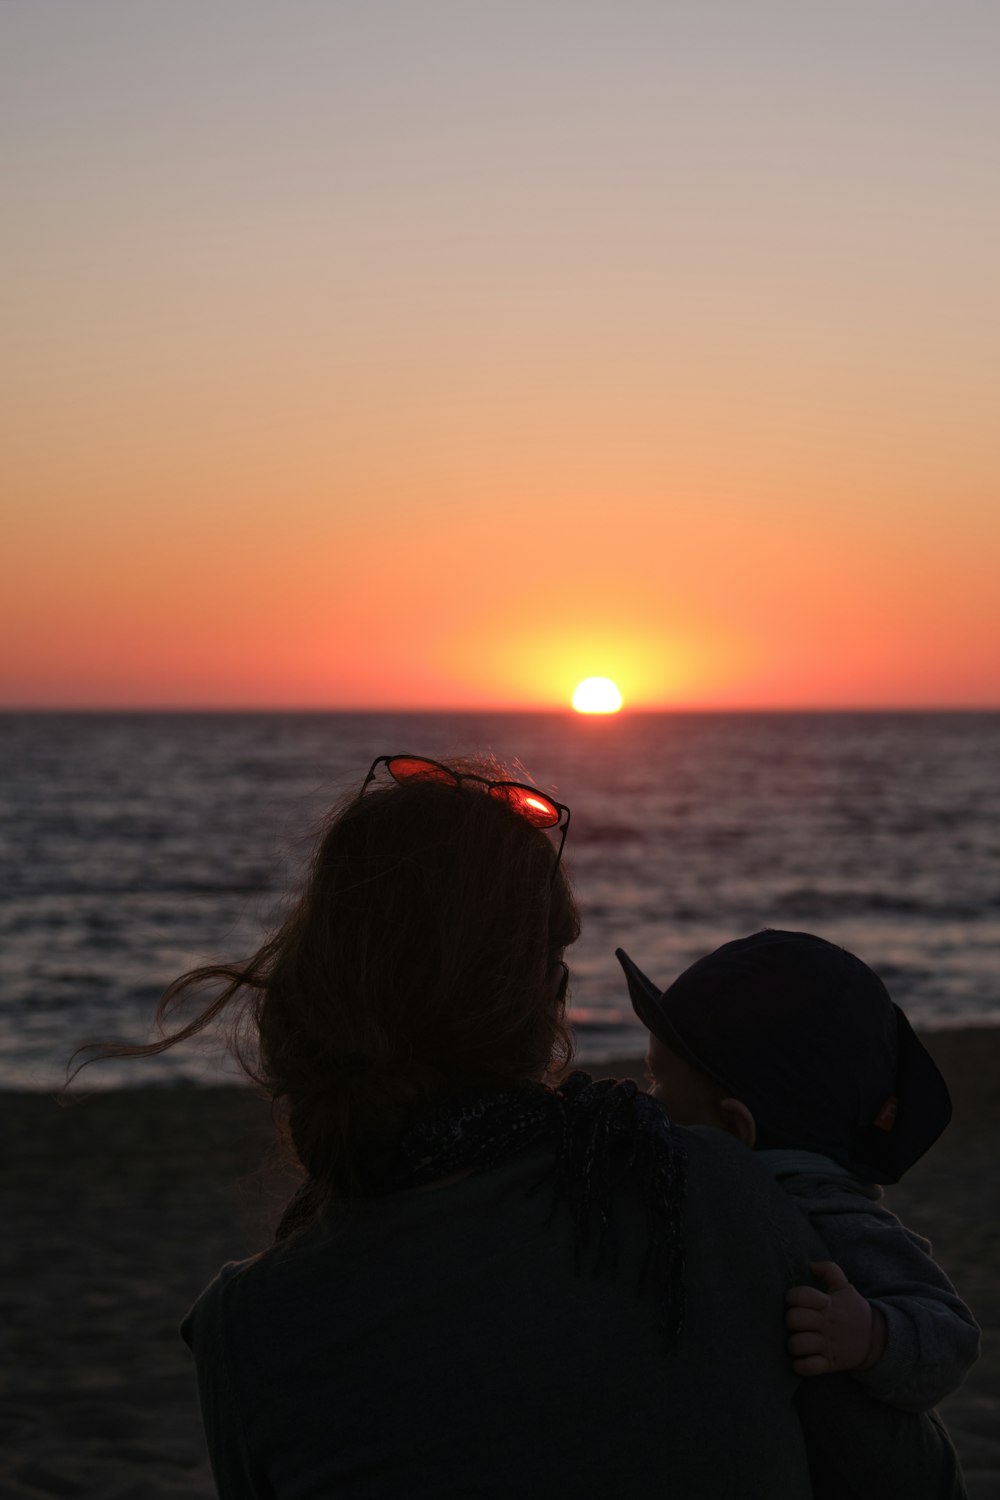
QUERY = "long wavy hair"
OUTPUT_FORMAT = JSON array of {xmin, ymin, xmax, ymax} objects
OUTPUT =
[{"xmin": 67, "ymin": 756, "xmax": 580, "ymax": 1199}]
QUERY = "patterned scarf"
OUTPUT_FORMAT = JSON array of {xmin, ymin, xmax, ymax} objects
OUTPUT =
[{"xmin": 275, "ymin": 1070, "xmax": 688, "ymax": 1346}]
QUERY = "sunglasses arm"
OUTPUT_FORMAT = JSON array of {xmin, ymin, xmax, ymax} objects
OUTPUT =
[
  {"xmin": 552, "ymin": 807, "xmax": 570, "ymax": 877},
  {"xmin": 360, "ymin": 755, "xmax": 392, "ymax": 794}
]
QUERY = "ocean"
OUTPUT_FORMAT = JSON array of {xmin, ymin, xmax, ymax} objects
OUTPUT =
[{"xmin": 2, "ymin": 710, "xmax": 998, "ymax": 1089}]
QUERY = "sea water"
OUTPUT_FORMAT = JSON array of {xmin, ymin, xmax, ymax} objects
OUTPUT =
[{"xmin": 2, "ymin": 710, "xmax": 998, "ymax": 1088}]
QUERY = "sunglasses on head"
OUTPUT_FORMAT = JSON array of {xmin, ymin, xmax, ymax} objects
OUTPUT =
[{"xmin": 361, "ymin": 754, "xmax": 571, "ymax": 872}]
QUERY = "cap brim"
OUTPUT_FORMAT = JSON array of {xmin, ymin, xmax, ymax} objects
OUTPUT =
[
  {"xmin": 615, "ymin": 948, "xmax": 667, "ymax": 1036},
  {"xmin": 615, "ymin": 948, "xmax": 733, "ymax": 1087}
]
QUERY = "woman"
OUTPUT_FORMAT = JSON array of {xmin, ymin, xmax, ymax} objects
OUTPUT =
[{"xmin": 75, "ymin": 754, "xmax": 964, "ymax": 1498}]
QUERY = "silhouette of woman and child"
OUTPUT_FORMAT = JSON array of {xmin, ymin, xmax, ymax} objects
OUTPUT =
[{"xmin": 73, "ymin": 752, "xmax": 979, "ymax": 1498}]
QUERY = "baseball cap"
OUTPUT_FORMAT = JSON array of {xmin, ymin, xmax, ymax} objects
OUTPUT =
[{"xmin": 616, "ymin": 929, "xmax": 951, "ymax": 1184}]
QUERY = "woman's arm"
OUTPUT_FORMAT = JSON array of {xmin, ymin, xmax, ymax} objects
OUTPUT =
[{"xmin": 181, "ymin": 1269, "xmax": 275, "ymax": 1500}]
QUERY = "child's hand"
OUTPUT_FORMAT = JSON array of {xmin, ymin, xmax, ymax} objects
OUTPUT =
[{"xmin": 786, "ymin": 1261, "xmax": 887, "ymax": 1376}]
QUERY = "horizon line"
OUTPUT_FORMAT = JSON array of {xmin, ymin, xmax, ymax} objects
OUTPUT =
[{"xmin": 2, "ymin": 703, "xmax": 999, "ymax": 716}]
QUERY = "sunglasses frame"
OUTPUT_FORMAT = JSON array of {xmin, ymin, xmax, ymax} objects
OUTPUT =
[{"xmin": 361, "ymin": 754, "xmax": 571, "ymax": 874}]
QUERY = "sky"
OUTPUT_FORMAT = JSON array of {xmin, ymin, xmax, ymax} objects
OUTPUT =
[{"xmin": 3, "ymin": 1, "xmax": 998, "ymax": 710}]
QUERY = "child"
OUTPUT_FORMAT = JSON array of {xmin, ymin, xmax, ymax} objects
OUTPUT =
[{"xmin": 616, "ymin": 929, "xmax": 980, "ymax": 1412}]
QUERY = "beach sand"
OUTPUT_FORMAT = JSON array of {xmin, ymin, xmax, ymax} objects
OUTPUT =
[{"xmin": 2, "ymin": 1027, "xmax": 997, "ymax": 1498}]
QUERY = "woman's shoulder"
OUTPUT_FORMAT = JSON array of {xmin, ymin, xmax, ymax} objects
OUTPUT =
[
  {"xmin": 678, "ymin": 1125, "xmax": 818, "ymax": 1271},
  {"xmin": 180, "ymin": 1250, "xmax": 269, "ymax": 1352}
]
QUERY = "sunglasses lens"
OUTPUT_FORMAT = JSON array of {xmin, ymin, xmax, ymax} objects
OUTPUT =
[
  {"xmin": 491, "ymin": 784, "xmax": 560, "ymax": 828},
  {"xmin": 377, "ymin": 759, "xmax": 563, "ymax": 839},
  {"xmin": 387, "ymin": 756, "xmax": 457, "ymax": 786}
]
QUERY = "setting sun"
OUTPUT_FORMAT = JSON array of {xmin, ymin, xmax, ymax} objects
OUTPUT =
[{"xmin": 571, "ymin": 677, "xmax": 623, "ymax": 714}]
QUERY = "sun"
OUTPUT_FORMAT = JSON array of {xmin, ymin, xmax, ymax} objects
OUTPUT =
[{"xmin": 571, "ymin": 677, "xmax": 623, "ymax": 714}]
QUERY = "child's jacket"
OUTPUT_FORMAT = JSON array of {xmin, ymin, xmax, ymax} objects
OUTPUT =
[{"xmin": 764, "ymin": 1158, "xmax": 981, "ymax": 1412}]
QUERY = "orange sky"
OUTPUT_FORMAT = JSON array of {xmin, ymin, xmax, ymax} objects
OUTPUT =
[{"xmin": 3, "ymin": 4, "xmax": 998, "ymax": 709}]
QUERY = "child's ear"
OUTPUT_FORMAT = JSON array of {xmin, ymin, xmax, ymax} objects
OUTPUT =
[{"xmin": 718, "ymin": 1098, "xmax": 756, "ymax": 1148}]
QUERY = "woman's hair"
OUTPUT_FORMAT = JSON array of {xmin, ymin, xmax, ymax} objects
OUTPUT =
[{"xmin": 68, "ymin": 756, "xmax": 580, "ymax": 1198}]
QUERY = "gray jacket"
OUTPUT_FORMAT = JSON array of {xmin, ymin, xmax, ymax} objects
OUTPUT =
[
  {"xmin": 183, "ymin": 1129, "xmax": 966, "ymax": 1498},
  {"xmin": 761, "ymin": 1155, "xmax": 981, "ymax": 1412}
]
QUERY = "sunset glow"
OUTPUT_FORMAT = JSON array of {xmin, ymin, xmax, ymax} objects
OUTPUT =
[
  {"xmin": 572, "ymin": 679, "xmax": 624, "ymax": 714},
  {"xmin": 2, "ymin": 5, "xmax": 998, "ymax": 710}
]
